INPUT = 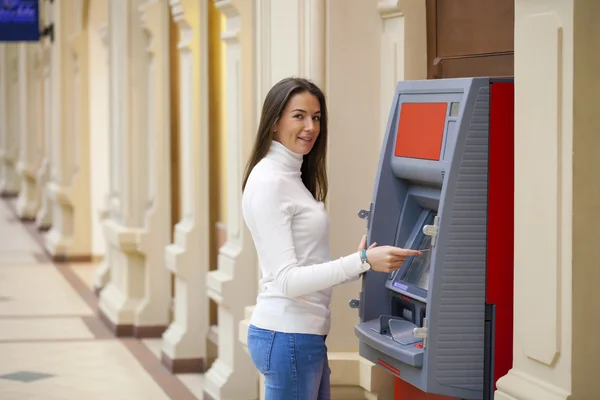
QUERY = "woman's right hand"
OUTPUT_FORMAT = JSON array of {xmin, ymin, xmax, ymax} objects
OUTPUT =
[{"xmin": 365, "ymin": 245, "xmax": 421, "ymax": 273}]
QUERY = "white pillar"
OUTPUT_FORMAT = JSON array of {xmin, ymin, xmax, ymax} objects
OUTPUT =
[
  {"xmin": 92, "ymin": 24, "xmax": 111, "ymax": 296},
  {"xmin": 204, "ymin": 0, "xmax": 258, "ymax": 399},
  {"xmin": 0, "ymin": 44, "xmax": 21, "ymax": 197},
  {"xmin": 162, "ymin": 0, "xmax": 212, "ymax": 372},
  {"xmin": 45, "ymin": 1, "xmax": 93, "ymax": 259},
  {"xmin": 35, "ymin": 1, "xmax": 54, "ymax": 231},
  {"xmin": 99, "ymin": 0, "xmax": 172, "ymax": 337},
  {"xmin": 0, "ymin": 45, "xmax": 7, "ymax": 187},
  {"xmin": 496, "ymin": 1, "xmax": 600, "ymax": 399},
  {"xmin": 16, "ymin": 44, "xmax": 45, "ymax": 220}
]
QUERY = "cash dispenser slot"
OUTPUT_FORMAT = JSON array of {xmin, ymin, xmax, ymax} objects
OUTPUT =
[{"xmin": 355, "ymin": 316, "xmax": 425, "ymax": 368}]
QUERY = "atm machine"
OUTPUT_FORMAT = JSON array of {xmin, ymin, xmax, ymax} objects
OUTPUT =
[{"xmin": 352, "ymin": 78, "xmax": 514, "ymax": 400}]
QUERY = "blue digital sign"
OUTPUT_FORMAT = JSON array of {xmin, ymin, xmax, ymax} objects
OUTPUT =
[{"xmin": 0, "ymin": 0, "xmax": 40, "ymax": 42}]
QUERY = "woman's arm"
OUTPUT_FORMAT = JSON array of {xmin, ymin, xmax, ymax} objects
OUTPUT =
[{"xmin": 248, "ymin": 178, "xmax": 367, "ymax": 298}]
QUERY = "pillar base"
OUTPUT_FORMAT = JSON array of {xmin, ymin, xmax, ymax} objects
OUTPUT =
[
  {"xmin": 161, "ymin": 351, "xmax": 206, "ymax": 374},
  {"xmin": 45, "ymin": 181, "xmax": 94, "ymax": 259},
  {"xmin": 495, "ymin": 369, "xmax": 571, "ymax": 400},
  {"xmin": 1, "ymin": 191, "xmax": 18, "ymax": 198},
  {"xmin": 98, "ymin": 283, "xmax": 139, "ymax": 336},
  {"xmin": 161, "ymin": 320, "xmax": 210, "ymax": 373},
  {"xmin": 162, "ymin": 235, "xmax": 211, "ymax": 375},
  {"xmin": 99, "ymin": 219, "xmax": 171, "ymax": 336},
  {"xmin": 205, "ymin": 245, "xmax": 259, "ymax": 400},
  {"xmin": 45, "ymin": 230, "xmax": 92, "ymax": 262},
  {"xmin": 93, "ymin": 259, "xmax": 110, "ymax": 296},
  {"xmin": 34, "ymin": 206, "xmax": 52, "ymax": 230},
  {"xmin": 161, "ymin": 322, "xmax": 217, "ymax": 374},
  {"xmin": 45, "ymin": 228, "xmax": 73, "ymax": 258},
  {"xmin": 15, "ymin": 163, "xmax": 40, "ymax": 220},
  {"xmin": 204, "ymin": 358, "xmax": 259, "ymax": 400},
  {"xmin": 15, "ymin": 194, "xmax": 39, "ymax": 220},
  {"xmin": 0, "ymin": 166, "xmax": 21, "ymax": 197},
  {"xmin": 98, "ymin": 306, "xmax": 135, "ymax": 336},
  {"xmin": 99, "ymin": 306, "xmax": 168, "ymax": 338},
  {"xmin": 134, "ymin": 325, "xmax": 168, "ymax": 338},
  {"xmin": 34, "ymin": 161, "xmax": 52, "ymax": 230}
]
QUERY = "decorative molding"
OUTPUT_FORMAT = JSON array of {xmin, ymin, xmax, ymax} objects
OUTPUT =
[
  {"xmin": 515, "ymin": 11, "xmax": 563, "ymax": 367},
  {"xmin": 377, "ymin": 0, "xmax": 403, "ymax": 19},
  {"xmin": 169, "ymin": 0, "xmax": 193, "ymax": 50}
]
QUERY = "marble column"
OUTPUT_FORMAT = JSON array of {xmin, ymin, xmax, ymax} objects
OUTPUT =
[
  {"xmin": 34, "ymin": 1, "xmax": 54, "ymax": 231},
  {"xmin": 44, "ymin": 1, "xmax": 92, "ymax": 259},
  {"xmin": 0, "ymin": 44, "xmax": 21, "ymax": 197},
  {"xmin": 204, "ymin": 0, "xmax": 258, "ymax": 399},
  {"xmin": 98, "ymin": 0, "xmax": 172, "ymax": 337},
  {"xmin": 162, "ymin": 0, "xmax": 212, "ymax": 372},
  {"xmin": 495, "ymin": 1, "xmax": 600, "ymax": 399},
  {"xmin": 0, "ymin": 46, "xmax": 6, "ymax": 187},
  {"xmin": 16, "ymin": 44, "xmax": 45, "ymax": 220},
  {"xmin": 93, "ymin": 25, "xmax": 111, "ymax": 296}
]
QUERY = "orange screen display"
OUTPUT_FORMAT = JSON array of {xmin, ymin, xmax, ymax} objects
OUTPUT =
[{"xmin": 394, "ymin": 102, "xmax": 448, "ymax": 161}]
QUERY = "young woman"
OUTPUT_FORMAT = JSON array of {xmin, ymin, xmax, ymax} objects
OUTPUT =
[{"xmin": 242, "ymin": 77, "xmax": 421, "ymax": 399}]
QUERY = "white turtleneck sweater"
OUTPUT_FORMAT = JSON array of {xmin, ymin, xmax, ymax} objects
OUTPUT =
[{"xmin": 242, "ymin": 140, "xmax": 369, "ymax": 335}]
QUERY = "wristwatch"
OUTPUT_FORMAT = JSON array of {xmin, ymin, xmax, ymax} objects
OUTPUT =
[{"xmin": 359, "ymin": 249, "xmax": 371, "ymax": 272}]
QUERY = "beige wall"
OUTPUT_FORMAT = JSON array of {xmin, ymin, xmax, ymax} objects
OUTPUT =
[{"xmin": 325, "ymin": 0, "xmax": 384, "ymax": 352}]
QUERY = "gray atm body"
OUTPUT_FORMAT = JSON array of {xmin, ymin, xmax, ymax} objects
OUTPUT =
[{"xmin": 355, "ymin": 77, "xmax": 493, "ymax": 399}]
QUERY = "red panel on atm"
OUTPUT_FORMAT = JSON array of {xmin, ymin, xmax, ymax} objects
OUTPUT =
[
  {"xmin": 394, "ymin": 103, "xmax": 448, "ymax": 160},
  {"xmin": 486, "ymin": 81, "xmax": 515, "ymax": 390}
]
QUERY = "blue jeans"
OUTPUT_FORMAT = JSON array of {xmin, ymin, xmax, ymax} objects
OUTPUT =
[{"xmin": 247, "ymin": 324, "xmax": 331, "ymax": 400}]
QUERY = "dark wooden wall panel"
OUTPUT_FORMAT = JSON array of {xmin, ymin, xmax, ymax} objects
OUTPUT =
[{"xmin": 426, "ymin": 0, "xmax": 514, "ymax": 79}]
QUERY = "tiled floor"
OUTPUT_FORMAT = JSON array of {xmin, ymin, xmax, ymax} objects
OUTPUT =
[{"xmin": 0, "ymin": 200, "xmax": 205, "ymax": 399}]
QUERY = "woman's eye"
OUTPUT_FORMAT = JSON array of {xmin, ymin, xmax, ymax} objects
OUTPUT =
[
  {"xmin": 294, "ymin": 114, "xmax": 303, "ymax": 119},
  {"xmin": 312, "ymin": 116, "xmax": 321, "ymax": 121}
]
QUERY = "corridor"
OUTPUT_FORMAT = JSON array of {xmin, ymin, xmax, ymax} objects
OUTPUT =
[{"xmin": 0, "ymin": 199, "xmax": 203, "ymax": 400}]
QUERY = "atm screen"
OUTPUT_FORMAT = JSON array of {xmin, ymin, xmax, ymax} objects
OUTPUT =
[
  {"xmin": 390, "ymin": 211, "xmax": 436, "ymax": 298},
  {"xmin": 402, "ymin": 232, "xmax": 433, "ymax": 290}
]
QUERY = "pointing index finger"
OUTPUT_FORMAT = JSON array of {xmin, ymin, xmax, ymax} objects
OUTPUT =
[{"xmin": 394, "ymin": 248, "xmax": 422, "ymax": 256}]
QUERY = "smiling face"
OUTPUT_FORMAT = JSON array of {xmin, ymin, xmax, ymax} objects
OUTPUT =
[
  {"xmin": 274, "ymin": 91, "xmax": 321, "ymax": 155},
  {"xmin": 243, "ymin": 77, "xmax": 329, "ymax": 202}
]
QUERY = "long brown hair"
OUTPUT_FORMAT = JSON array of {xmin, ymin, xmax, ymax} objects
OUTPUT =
[{"xmin": 242, "ymin": 77, "xmax": 329, "ymax": 202}]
